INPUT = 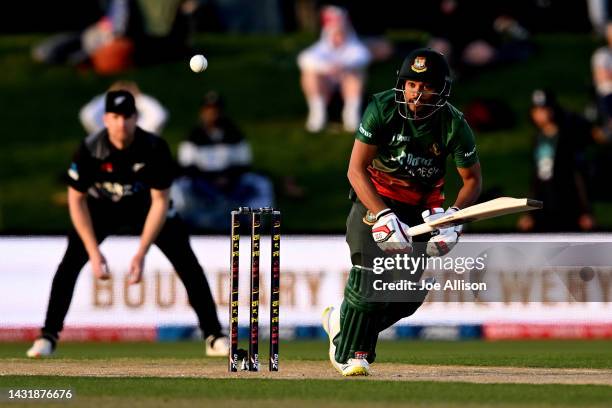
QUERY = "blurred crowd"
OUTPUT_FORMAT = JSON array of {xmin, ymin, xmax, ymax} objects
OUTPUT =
[
  {"xmin": 21, "ymin": 0, "xmax": 612, "ymax": 232},
  {"xmin": 32, "ymin": 0, "xmax": 197, "ymax": 74},
  {"xmin": 515, "ymin": 0, "xmax": 612, "ymax": 232}
]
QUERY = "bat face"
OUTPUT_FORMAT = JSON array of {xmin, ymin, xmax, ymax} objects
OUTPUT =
[{"xmin": 434, "ymin": 217, "xmax": 478, "ymax": 230}]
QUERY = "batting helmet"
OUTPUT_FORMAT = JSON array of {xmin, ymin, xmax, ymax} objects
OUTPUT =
[{"xmin": 394, "ymin": 48, "xmax": 452, "ymax": 120}]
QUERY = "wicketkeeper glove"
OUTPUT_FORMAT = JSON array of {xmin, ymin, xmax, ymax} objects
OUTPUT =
[
  {"xmin": 422, "ymin": 207, "xmax": 462, "ymax": 257},
  {"xmin": 371, "ymin": 209, "xmax": 413, "ymax": 254}
]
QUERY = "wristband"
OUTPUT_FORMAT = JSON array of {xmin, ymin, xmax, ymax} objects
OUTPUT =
[{"xmin": 375, "ymin": 208, "xmax": 392, "ymax": 220}]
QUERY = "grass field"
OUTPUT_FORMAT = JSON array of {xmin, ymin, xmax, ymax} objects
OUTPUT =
[{"xmin": 1, "ymin": 340, "xmax": 611, "ymax": 407}]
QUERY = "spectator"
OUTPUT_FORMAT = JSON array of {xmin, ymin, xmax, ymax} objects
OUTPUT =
[
  {"xmin": 32, "ymin": 0, "xmax": 136, "ymax": 72},
  {"xmin": 587, "ymin": 0, "xmax": 611, "ymax": 37},
  {"xmin": 32, "ymin": 0, "xmax": 194, "ymax": 74},
  {"xmin": 428, "ymin": 0, "xmax": 532, "ymax": 73},
  {"xmin": 517, "ymin": 89, "xmax": 595, "ymax": 232},
  {"xmin": 80, "ymin": 80, "xmax": 168, "ymax": 135},
  {"xmin": 591, "ymin": 22, "xmax": 612, "ymax": 142},
  {"xmin": 297, "ymin": 5, "xmax": 371, "ymax": 132},
  {"xmin": 323, "ymin": 1, "xmax": 394, "ymax": 62},
  {"xmin": 128, "ymin": 0, "xmax": 195, "ymax": 65},
  {"xmin": 171, "ymin": 92, "xmax": 274, "ymax": 231}
]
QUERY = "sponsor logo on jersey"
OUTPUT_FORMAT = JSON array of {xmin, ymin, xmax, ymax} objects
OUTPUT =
[
  {"xmin": 430, "ymin": 143, "xmax": 441, "ymax": 156},
  {"xmin": 402, "ymin": 153, "xmax": 441, "ymax": 179},
  {"xmin": 132, "ymin": 162, "xmax": 146, "ymax": 172},
  {"xmin": 95, "ymin": 182, "xmax": 135, "ymax": 202},
  {"xmin": 68, "ymin": 163, "xmax": 79, "ymax": 180},
  {"xmin": 464, "ymin": 146, "xmax": 477, "ymax": 158},
  {"xmin": 100, "ymin": 162, "xmax": 114, "ymax": 172},
  {"xmin": 405, "ymin": 153, "xmax": 434, "ymax": 167},
  {"xmin": 358, "ymin": 123, "xmax": 372, "ymax": 138},
  {"xmin": 411, "ymin": 56, "xmax": 427, "ymax": 73},
  {"xmin": 392, "ymin": 133, "xmax": 410, "ymax": 143}
]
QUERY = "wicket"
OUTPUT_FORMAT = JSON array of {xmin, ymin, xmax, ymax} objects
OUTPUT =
[{"xmin": 229, "ymin": 207, "xmax": 281, "ymax": 372}]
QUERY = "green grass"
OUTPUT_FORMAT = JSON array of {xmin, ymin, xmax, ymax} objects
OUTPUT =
[
  {"xmin": 1, "ymin": 340, "xmax": 611, "ymax": 368},
  {"xmin": 0, "ymin": 376, "xmax": 610, "ymax": 407},
  {"xmin": 1, "ymin": 32, "xmax": 611, "ymax": 233},
  {"xmin": 1, "ymin": 340, "xmax": 610, "ymax": 407}
]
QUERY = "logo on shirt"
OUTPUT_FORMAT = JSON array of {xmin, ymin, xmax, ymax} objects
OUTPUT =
[
  {"xmin": 403, "ymin": 153, "xmax": 440, "ymax": 179},
  {"xmin": 430, "ymin": 143, "xmax": 441, "ymax": 156},
  {"xmin": 392, "ymin": 134, "xmax": 410, "ymax": 143},
  {"xmin": 68, "ymin": 163, "xmax": 79, "ymax": 181},
  {"xmin": 358, "ymin": 123, "xmax": 372, "ymax": 138},
  {"xmin": 95, "ymin": 182, "xmax": 136, "ymax": 202},
  {"xmin": 405, "ymin": 153, "xmax": 434, "ymax": 167},
  {"xmin": 464, "ymin": 146, "xmax": 477, "ymax": 158},
  {"xmin": 132, "ymin": 162, "xmax": 146, "ymax": 172},
  {"xmin": 411, "ymin": 56, "xmax": 427, "ymax": 73},
  {"xmin": 100, "ymin": 162, "xmax": 114, "ymax": 172}
]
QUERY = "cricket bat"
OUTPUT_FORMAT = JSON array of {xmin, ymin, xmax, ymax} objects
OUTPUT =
[{"xmin": 408, "ymin": 197, "xmax": 543, "ymax": 237}]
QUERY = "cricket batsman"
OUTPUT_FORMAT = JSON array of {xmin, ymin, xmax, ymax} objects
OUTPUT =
[{"xmin": 323, "ymin": 48, "xmax": 482, "ymax": 376}]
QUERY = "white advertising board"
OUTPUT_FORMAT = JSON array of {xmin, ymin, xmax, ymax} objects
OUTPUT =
[{"xmin": 1, "ymin": 235, "xmax": 611, "ymax": 329}]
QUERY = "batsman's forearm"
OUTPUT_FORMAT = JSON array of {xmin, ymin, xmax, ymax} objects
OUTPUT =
[
  {"xmin": 453, "ymin": 179, "xmax": 481, "ymax": 209},
  {"xmin": 137, "ymin": 195, "xmax": 169, "ymax": 256},
  {"xmin": 348, "ymin": 167, "xmax": 387, "ymax": 215}
]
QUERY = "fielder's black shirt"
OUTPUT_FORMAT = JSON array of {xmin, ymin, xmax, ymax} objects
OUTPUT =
[{"xmin": 66, "ymin": 128, "xmax": 175, "ymax": 213}]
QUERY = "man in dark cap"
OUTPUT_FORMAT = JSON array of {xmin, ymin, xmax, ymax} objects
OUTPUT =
[
  {"xmin": 27, "ymin": 90, "xmax": 228, "ymax": 358},
  {"xmin": 322, "ymin": 49, "xmax": 482, "ymax": 376}
]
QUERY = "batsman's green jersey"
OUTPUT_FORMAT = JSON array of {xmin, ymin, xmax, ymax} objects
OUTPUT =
[{"xmin": 356, "ymin": 89, "xmax": 478, "ymax": 207}]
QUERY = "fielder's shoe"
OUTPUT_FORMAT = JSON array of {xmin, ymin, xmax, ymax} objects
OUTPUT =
[
  {"xmin": 322, "ymin": 306, "xmax": 370, "ymax": 377},
  {"xmin": 205, "ymin": 334, "xmax": 229, "ymax": 357},
  {"xmin": 26, "ymin": 338, "xmax": 55, "ymax": 358}
]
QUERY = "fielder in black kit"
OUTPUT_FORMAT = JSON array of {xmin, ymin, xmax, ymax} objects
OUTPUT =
[{"xmin": 27, "ymin": 90, "xmax": 229, "ymax": 358}]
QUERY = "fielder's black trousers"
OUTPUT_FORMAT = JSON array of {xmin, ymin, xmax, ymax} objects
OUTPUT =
[{"xmin": 41, "ymin": 202, "xmax": 222, "ymax": 341}]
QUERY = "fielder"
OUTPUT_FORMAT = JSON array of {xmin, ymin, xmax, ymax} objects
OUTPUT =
[
  {"xmin": 27, "ymin": 90, "xmax": 228, "ymax": 358},
  {"xmin": 323, "ymin": 48, "xmax": 482, "ymax": 376}
]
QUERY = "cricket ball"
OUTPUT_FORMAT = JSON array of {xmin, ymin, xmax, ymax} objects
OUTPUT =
[{"xmin": 190, "ymin": 54, "xmax": 208, "ymax": 73}]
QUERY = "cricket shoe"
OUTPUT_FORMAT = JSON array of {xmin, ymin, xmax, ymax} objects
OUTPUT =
[
  {"xmin": 341, "ymin": 352, "xmax": 370, "ymax": 376},
  {"xmin": 205, "ymin": 334, "xmax": 230, "ymax": 357},
  {"xmin": 26, "ymin": 338, "xmax": 55, "ymax": 358},
  {"xmin": 322, "ymin": 306, "xmax": 370, "ymax": 377}
]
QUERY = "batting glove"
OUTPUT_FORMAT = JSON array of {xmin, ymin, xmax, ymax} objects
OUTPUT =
[
  {"xmin": 371, "ymin": 209, "xmax": 412, "ymax": 254},
  {"xmin": 422, "ymin": 207, "xmax": 462, "ymax": 257}
]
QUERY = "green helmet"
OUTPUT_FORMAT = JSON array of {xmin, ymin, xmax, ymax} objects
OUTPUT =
[{"xmin": 394, "ymin": 48, "xmax": 452, "ymax": 120}]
